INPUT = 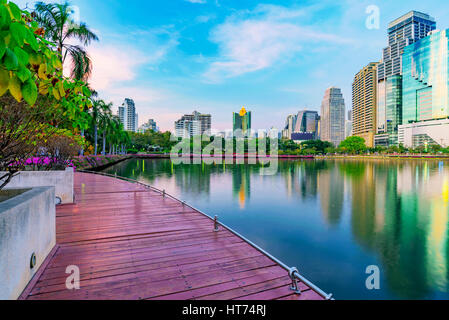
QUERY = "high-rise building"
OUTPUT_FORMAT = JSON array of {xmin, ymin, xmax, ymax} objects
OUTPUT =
[
  {"xmin": 138, "ymin": 119, "xmax": 159, "ymax": 133},
  {"xmin": 320, "ymin": 87, "xmax": 346, "ymax": 147},
  {"xmin": 399, "ymin": 29, "xmax": 449, "ymax": 147},
  {"xmin": 174, "ymin": 111, "xmax": 212, "ymax": 138},
  {"xmin": 191, "ymin": 111, "xmax": 212, "ymax": 134},
  {"xmin": 294, "ymin": 110, "xmax": 320, "ymax": 139},
  {"xmin": 175, "ymin": 119, "xmax": 200, "ymax": 138},
  {"xmin": 376, "ymin": 11, "xmax": 436, "ymax": 146},
  {"xmin": 233, "ymin": 107, "xmax": 251, "ymax": 136},
  {"xmin": 282, "ymin": 114, "xmax": 297, "ymax": 139},
  {"xmin": 118, "ymin": 98, "xmax": 138, "ymax": 132},
  {"xmin": 377, "ymin": 11, "xmax": 436, "ymax": 81},
  {"xmin": 402, "ymin": 29, "xmax": 449, "ymax": 123},
  {"xmin": 345, "ymin": 110, "xmax": 353, "ymax": 139},
  {"xmin": 352, "ymin": 62, "xmax": 378, "ymax": 147}
]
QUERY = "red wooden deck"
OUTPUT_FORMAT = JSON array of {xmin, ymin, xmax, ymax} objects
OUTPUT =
[{"xmin": 20, "ymin": 172, "xmax": 325, "ymax": 300}]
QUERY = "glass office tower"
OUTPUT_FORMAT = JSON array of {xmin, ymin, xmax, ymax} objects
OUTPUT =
[
  {"xmin": 320, "ymin": 87, "xmax": 346, "ymax": 147},
  {"xmin": 378, "ymin": 11, "xmax": 436, "ymax": 81},
  {"xmin": 295, "ymin": 110, "xmax": 320, "ymax": 139},
  {"xmin": 402, "ymin": 29, "xmax": 449, "ymax": 124},
  {"xmin": 233, "ymin": 107, "xmax": 252, "ymax": 136},
  {"xmin": 385, "ymin": 75, "xmax": 403, "ymax": 145},
  {"xmin": 376, "ymin": 11, "xmax": 436, "ymax": 146}
]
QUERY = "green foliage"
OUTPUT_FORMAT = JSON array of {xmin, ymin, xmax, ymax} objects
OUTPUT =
[
  {"xmin": 0, "ymin": 0, "xmax": 92, "ymax": 127},
  {"xmin": 34, "ymin": 1, "xmax": 99, "ymax": 81},
  {"xmin": 338, "ymin": 136, "xmax": 367, "ymax": 154},
  {"xmin": 300, "ymin": 140, "xmax": 333, "ymax": 155},
  {"xmin": 128, "ymin": 131, "xmax": 176, "ymax": 153},
  {"xmin": 0, "ymin": 1, "xmax": 94, "ymax": 190}
]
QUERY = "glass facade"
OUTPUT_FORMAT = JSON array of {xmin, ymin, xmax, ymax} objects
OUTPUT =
[
  {"xmin": 402, "ymin": 29, "xmax": 449, "ymax": 124},
  {"xmin": 375, "ymin": 11, "xmax": 436, "ymax": 147},
  {"xmin": 294, "ymin": 110, "xmax": 319, "ymax": 138},
  {"xmin": 385, "ymin": 75, "xmax": 403, "ymax": 145},
  {"xmin": 320, "ymin": 87, "xmax": 346, "ymax": 147},
  {"xmin": 378, "ymin": 11, "xmax": 436, "ymax": 81},
  {"xmin": 233, "ymin": 107, "xmax": 252, "ymax": 136},
  {"xmin": 377, "ymin": 80, "xmax": 387, "ymax": 133}
]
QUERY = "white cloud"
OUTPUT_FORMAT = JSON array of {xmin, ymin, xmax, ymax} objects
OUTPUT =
[
  {"xmin": 204, "ymin": 4, "xmax": 352, "ymax": 82},
  {"xmin": 88, "ymin": 45, "xmax": 148, "ymax": 90}
]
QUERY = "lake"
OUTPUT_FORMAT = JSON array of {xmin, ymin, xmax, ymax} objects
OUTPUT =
[{"xmin": 102, "ymin": 158, "xmax": 449, "ymax": 300}]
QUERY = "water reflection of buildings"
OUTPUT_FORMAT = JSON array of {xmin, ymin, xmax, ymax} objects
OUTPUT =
[
  {"xmin": 346, "ymin": 160, "xmax": 449, "ymax": 298},
  {"xmin": 232, "ymin": 165, "xmax": 251, "ymax": 209},
  {"xmin": 396, "ymin": 162, "xmax": 449, "ymax": 294},
  {"xmin": 347, "ymin": 161, "xmax": 378, "ymax": 247},
  {"xmin": 282, "ymin": 161, "xmax": 322, "ymax": 199},
  {"xmin": 317, "ymin": 164, "xmax": 344, "ymax": 227},
  {"xmin": 174, "ymin": 164, "xmax": 211, "ymax": 198}
]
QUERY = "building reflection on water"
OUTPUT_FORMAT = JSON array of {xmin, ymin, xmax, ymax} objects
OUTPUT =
[
  {"xmin": 105, "ymin": 158, "xmax": 449, "ymax": 299},
  {"xmin": 232, "ymin": 165, "xmax": 251, "ymax": 209}
]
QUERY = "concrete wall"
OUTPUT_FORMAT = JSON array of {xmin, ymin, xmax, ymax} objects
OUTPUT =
[
  {"xmin": 1, "ymin": 168, "xmax": 74, "ymax": 204},
  {"xmin": 0, "ymin": 187, "xmax": 56, "ymax": 300}
]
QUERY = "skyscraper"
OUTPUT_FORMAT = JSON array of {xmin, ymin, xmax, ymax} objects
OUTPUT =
[
  {"xmin": 402, "ymin": 29, "xmax": 449, "ymax": 123},
  {"xmin": 174, "ymin": 110, "xmax": 211, "ymax": 138},
  {"xmin": 118, "ymin": 98, "xmax": 138, "ymax": 132},
  {"xmin": 352, "ymin": 62, "xmax": 378, "ymax": 147},
  {"xmin": 294, "ymin": 110, "xmax": 320, "ymax": 139},
  {"xmin": 320, "ymin": 87, "xmax": 346, "ymax": 147},
  {"xmin": 139, "ymin": 119, "xmax": 159, "ymax": 133},
  {"xmin": 376, "ymin": 11, "xmax": 436, "ymax": 146},
  {"xmin": 282, "ymin": 114, "xmax": 297, "ymax": 139},
  {"xmin": 378, "ymin": 11, "xmax": 436, "ymax": 81},
  {"xmin": 233, "ymin": 107, "xmax": 252, "ymax": 136},
  {"xmin": 399, "ymin": 29, "xmax": 449, "ymax": 148},
  {"xmin": 345, "ymin": 110, "xmax": 353, "ymax": 139}
]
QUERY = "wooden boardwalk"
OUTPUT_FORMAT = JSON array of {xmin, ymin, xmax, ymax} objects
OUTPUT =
[{"xmin": 20, "ymin": 172, "xmax": 325, "ymax": 300}]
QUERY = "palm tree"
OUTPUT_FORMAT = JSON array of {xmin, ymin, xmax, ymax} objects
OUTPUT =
[
  {"xmin": 99, "ymin": 109, "xmax": 112, "ymax": 156},
  {"xmin": 91, "ymin": 99, "xmax": 112, "ymax": 155},
  {"xmin": 34, "ymin": 1, "xmax": 99, "ymax": 81}
]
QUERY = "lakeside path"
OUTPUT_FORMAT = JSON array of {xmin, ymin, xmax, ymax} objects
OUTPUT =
[{"xmin": 20, "ymin": 172, "xmax": 326, "ymax": 300}]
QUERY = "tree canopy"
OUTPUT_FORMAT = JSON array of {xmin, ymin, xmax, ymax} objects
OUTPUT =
[{"xmin": 338, "ymin": 136, "xmax": 367, "ymax": 154}]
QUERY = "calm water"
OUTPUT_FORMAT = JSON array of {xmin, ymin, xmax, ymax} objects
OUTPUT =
[{"xmin": 103, "ymin": 159, "xmax": 449, "ymax": 300}]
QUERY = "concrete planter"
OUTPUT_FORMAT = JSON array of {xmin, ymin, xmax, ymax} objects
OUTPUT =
[
  {"xmin": 0, "ymin": 187, "xmax": 56, "ymax": 300},
  {"xmin": 0, "ymin": 167, "xmax": 74, "ymax": 204}
]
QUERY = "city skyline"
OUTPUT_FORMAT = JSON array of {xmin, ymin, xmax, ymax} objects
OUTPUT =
[{"xmin": 14, "ymin": 0, "xmax": 449, "ymax": 132}]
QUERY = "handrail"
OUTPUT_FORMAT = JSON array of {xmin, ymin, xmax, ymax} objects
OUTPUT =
[{"xmin": 78, "ymin": 169, "xmax": 334, "ymax": 300}]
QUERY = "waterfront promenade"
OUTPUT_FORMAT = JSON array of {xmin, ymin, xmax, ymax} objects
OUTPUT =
[{"xmin": 20, "ymin": 172, "xmax": 325, "ymax": 300}]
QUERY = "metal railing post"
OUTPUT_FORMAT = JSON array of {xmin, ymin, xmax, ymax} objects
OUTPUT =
[
  {"xmin": 289, "ymin": 267, "xmax": 302, "ymax": 295},
  {"xmin": 214, "ymin": 216, "xmax": 220, "ymax": 232}
]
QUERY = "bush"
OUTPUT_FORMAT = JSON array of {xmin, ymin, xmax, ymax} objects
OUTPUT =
[{"xmin": 127, "ymin": 148, "xmax": 139, "ymax": 154}]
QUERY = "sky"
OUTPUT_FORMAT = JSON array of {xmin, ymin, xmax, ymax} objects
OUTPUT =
[{"xmin": 15, "ymin": 0, "xmax": 449, "ymax": 132}]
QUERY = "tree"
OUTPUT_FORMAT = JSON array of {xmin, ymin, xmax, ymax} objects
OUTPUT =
[
  {"xmin": 0, "ymin": 1, "xmax": 92, "ymax": 190},
  {"xmin": 338, "ymin": 136, "xmax": 367, "ymax": 154},
  {"xmin": 34, "ymin": 1, "xmax": 99, "ymax": 81},
  {"xmin": 90, "ymin": 99, "xmax": 112, "ymax": 155},
  {"xmin": 300, "ymin": 140, "xmax": 333, "ymax": 154}
]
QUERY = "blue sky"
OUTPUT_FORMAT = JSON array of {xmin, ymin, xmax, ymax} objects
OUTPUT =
[{"xmin": 16, "ymin": 0, "xmax": 449, "ymax": 131}]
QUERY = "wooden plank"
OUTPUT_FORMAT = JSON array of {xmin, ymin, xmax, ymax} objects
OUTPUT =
[{"xmin": 20, "ymin": 172, "xmax": 326, "ymax": 301}]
